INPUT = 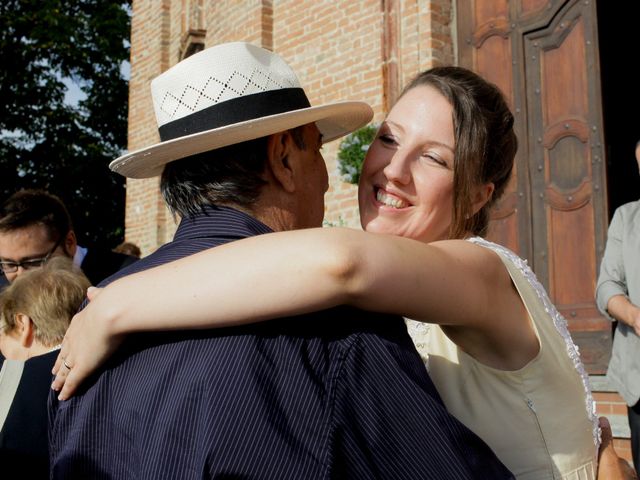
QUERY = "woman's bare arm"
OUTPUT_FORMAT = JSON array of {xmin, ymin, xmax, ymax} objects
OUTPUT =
[
  {"xmin": 82, "ymin": 229, "xmax": 503, "ymax": 333},
  {"xmin": 52, "ymin": 227, "xmax": 531, "ymax": 398}
]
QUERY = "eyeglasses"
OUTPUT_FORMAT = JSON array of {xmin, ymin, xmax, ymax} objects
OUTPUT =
[{"xmin": 0, "ymin": 236, "xmax": 64, "ymax": 274}]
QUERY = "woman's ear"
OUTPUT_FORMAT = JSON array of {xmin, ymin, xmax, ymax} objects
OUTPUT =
[
  {"xmin": 15, "ymin": 313, "xmax": 35, "ymax": 348},
  {"xmin": 266, "ymin": 131, "xmax": 296, "ymax": 193},
  {"xmin": 471, "ymin": 182, "xmax": 495, "ymax": 215}
]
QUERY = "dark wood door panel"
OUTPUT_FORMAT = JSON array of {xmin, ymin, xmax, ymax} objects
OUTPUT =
[
  {"xmin": 457, "ymin": 0, "xmax": 610, "ymax": 372},
  {"xmin": 457, "ymin": 0, "xmax": 533, "ymax": 258}
]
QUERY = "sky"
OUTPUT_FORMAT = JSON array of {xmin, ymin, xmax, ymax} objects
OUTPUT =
[{"xmin": 63, "ymin": 60, "xmax": 130, "ymax": 106}]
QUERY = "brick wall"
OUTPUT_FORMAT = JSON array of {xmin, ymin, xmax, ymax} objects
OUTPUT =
[
  {"xmin": 124, "ymin": 0, "xmax": 171, "ymax": 254},
  {"xmin": 205, "ymin": 0, "xmax": 270, "ymax": 47},
  {"xmin": 272, "ymin": 0, "xmax": 384, "ymax": 227},
  {"xmin": 124, "ymin": 0, "xmax": 455, "ymax": 251}
]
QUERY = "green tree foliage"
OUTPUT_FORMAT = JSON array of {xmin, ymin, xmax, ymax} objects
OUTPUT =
[
  {"xmin": 0, "ymin": 0, "xmax": 131, "ymax": 246},
  {"xmin": 337, "ymin": 123, "xmax": 379, "ymax": 185}
]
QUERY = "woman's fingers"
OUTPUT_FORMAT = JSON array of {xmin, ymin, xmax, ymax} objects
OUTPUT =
[
  {"xmin": 51, "ymin": 347, "xmax": 72, "ymax": 393},
  {"xmin": 52, "ymin": 348, "xmax": 64, "ymax": 376},
  {"xmin": 51, "ymin": 313, "xmax": 83, "ymax": 397},
  {"xmin": 56, "ymin": 362, "xmax": 83, "ymax": 401},
  {"xmin": 52, "ymin": 313, "xmax": 80, "ymax": 376},
  {"xmin": 51, "ymin": 342, "xmax": 87, "ymax": 400},
  {"xmin": 51, "ymin": 308, "xmax": 125, "ymax": 400}
]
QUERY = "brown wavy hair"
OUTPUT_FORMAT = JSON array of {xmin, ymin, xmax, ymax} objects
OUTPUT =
[{"xmin": 400, "ymin": 67, "xmax": 518, "ymax": 238}]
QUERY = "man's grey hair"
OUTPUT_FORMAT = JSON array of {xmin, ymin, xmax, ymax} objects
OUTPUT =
[{"xmin": 160, "ymin": 126, "xmax": 307, "ymax": 219}]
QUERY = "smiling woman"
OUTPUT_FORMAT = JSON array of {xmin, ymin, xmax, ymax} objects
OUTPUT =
[
  {"xmin": 358, "ymin": 85, "xmax": 458, "ymax": 244},
  {"xmin": 54, "ymin": 66, "xmax": 599, "ymax": 478}
]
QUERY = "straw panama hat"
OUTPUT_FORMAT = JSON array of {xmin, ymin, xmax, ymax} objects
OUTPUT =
[{"xmin": 110, "ymin": 42, "xmax": 374, "ymax": 178}]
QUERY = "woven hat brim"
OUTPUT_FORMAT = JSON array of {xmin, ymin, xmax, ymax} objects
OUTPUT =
[{"xmin": 110, "ymin": 101, "xmax": 373, "ymax": 179}]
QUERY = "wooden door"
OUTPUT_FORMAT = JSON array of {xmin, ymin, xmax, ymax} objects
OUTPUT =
[{"xmin": 456, "ymin": 0, "xmax": 610, "ymax": 372}]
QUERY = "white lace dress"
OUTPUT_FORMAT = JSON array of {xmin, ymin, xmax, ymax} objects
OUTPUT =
[{"xmin": 406, "ymin": 237, "xmax": 599, "ymax": 479}]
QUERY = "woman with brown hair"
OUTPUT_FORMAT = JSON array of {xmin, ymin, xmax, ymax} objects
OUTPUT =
[{"xmin": 54, "ymin": 66, "xmax": 598, "ymax": 478}]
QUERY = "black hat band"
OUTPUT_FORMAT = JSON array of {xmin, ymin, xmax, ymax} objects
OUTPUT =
[{"xmin": 158, "ymin": 88, "xmax": 311, "ymax": 142}]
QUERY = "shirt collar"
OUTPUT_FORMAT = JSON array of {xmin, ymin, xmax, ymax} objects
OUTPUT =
[{"xmin": 173, "ymin": 205, "xmax": 273, "ymax": 242}]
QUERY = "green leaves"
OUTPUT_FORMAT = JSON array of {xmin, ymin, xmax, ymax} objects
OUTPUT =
[
  {"xmin": 337, "ymin": 123, "xmax": 379, "ymax": 185},
  {"xmin": 0, "ymin": 1, "xmax": 131, "ymax": 247}
]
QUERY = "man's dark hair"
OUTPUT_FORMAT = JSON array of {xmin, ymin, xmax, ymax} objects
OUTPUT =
[
  {"xmin": 0, "ymin": 189, "xmax": 73, "ymax": 242},
  {"xmin": 160, "ymin": 126, "xmax": 307, "ymax": 219}
]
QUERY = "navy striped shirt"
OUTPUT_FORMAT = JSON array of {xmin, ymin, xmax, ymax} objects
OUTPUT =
[{"xmin": 48, "ymin": 206, "xmax": 513, "ymax": 479}]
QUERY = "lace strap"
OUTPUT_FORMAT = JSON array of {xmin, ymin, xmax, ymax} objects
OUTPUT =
[{"xmin": 466, "ymin": 237, "xmax": 600, "ymax": 450}]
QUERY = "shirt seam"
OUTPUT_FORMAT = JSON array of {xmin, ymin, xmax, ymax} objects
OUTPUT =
[{"xmin": 320, "ymin": 332, "xmax": 362, "ymax": 479}]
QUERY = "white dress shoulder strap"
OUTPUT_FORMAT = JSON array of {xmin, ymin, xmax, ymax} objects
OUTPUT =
[{"xmin": 466, "ymin": 236, "xmax": 600, "ymax": 449}]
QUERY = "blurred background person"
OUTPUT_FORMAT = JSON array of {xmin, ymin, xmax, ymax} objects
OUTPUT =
[
  {"xmin": 596, "ymin": 139, "xmax": 640, "ymax": 474},
  {"xmin": 0, "ymin": 189, "xmax": 137, "ymax": 285},
  {"xmin": 0, "ymin": 257, "xmax": 90, "ymax": 477},
  {"xmin": 113, "ymin": 241, "xmax": 141, "ymax": 259}
]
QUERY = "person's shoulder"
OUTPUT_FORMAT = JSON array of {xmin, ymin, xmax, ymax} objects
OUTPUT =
[
  {"xmin": 112, "ymin": 249, "xmax": 138, "ymax": 268},
  {"xmin": 434, "ymin": 237, "xmax": 512, "ymax": 278},
  {"xmin": 317, "ymin": 308, "xmax": 419, "ymax": 359},
  {"xmin": 94, "ymin": 247, "xmax": 138, "ymax": 269},
  {"xmin": 80, "ymin": 245, "xmax": 138, "ymax": 285},
  {"xmin": 25, "ymin": 350, "xmax": 59, "ymax": 370},
  {"xmin": 309, "ymin": 306, "xmax": 404, "ymax": 329},
  {"xmin": 611, "ymin": 200, "xmax": 640, "ymax": 227},
  {"xmin": 615, "ymin": 200, "xmax": 640, "ymax": 215}
]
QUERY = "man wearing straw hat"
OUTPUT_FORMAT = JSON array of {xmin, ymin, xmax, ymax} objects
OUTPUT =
[{"xmin": 48, "ymin": 42, "xmax": 512, "ymax": 479}]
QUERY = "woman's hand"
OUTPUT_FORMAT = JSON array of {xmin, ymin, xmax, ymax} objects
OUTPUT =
[
  {"xmin": 52, "ymin": 287, "xmax": 124, "ymax": 400},
  {"xmin": 597, "ymin": 416, "xmax": 637, "ymax": 479}
]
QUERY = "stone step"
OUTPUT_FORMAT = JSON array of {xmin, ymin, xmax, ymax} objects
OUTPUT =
[{"xmin": 606, "ymin": 413, "xmax": 631, "ymax": 439}]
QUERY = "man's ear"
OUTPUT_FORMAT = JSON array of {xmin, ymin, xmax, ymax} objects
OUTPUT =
[
  {"xmin": 63, "ymin": 229, "xmax": 78, "ymax": 258},
  {"xmin": 15, "ymin": 313, "xmax": 35, "ymax": 348},
  {"xmin": 266, "ymin": 131, "xmax": 296, "ymax": 193},
  {"xmin": 471, "ymin": 182, "xmax": 495, "ymax": 215}
]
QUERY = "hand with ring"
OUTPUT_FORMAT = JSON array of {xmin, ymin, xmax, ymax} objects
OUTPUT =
[{"xmin": 52, "ymin": 286, "xmax": 125, "ymax": 400}]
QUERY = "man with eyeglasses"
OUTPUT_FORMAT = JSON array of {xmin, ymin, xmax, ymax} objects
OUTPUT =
[
  {"xmin": 0, "ymin": 190, "xmax": 137, "ymax": 285},
  {"xmin": 0, "ymin": 234, "xmax": 65, "ymax": 282}
]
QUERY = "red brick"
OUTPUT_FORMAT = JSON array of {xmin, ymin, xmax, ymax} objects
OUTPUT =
[{"xmin": 126, "ymin": 1, "xmax": 454, "ymax": 253}]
